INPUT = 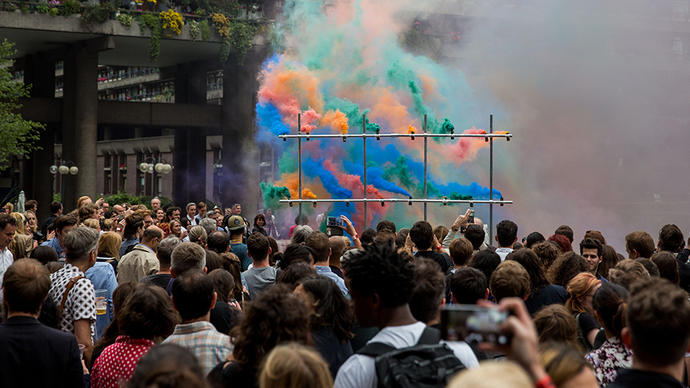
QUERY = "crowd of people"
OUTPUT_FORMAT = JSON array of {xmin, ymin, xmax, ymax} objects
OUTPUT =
[{"xmin": 0, "ymin": 196, "xmax": 689, "ymax": 388}]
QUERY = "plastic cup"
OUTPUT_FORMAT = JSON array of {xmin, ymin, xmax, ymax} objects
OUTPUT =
[{"xmin": 95, "ymin": 289, "xmax": 108, "ymax": 316}]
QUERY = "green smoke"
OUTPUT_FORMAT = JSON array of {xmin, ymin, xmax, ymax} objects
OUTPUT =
[{"xmin": 261, "ymin": 182, "xmax": 291, "ymax": 210}]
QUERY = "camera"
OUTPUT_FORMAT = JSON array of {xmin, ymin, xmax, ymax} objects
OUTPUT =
[{"xmin": 441, "ymin": 305, "xmax": 511, "ymax": 346}]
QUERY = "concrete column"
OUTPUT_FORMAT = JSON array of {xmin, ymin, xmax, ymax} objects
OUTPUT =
[
  {"xmin": 23, "ymin": 52, "xmax": 56, "ymax": 221},
  {"xmin": 221, "ymin": 47, "xmax": 267, "ymax": 213},
  {"xmin": 172, "ymin": 62, "xmax": 207, "ymax": 206},
  {"xmin": 61, "ymin": 44, "xmax": 98, "ymax": 210}
]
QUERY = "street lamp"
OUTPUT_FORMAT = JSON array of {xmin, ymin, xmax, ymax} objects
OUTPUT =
[
  {"xmin": 139, "ymin": 159, "xmax": 172, "ymax": 197},
  {"xmin": 50, "ymin": 160, "xmax": 78, "ymax": 202}
]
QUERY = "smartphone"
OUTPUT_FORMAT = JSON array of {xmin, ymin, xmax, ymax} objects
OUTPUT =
[
  {"xmin": 441, "ymin": 305, "xmax": 510, "ymax": 346},
  {"xmin": 326, "ymin": 216, "xmax": 344, "ymax": 228},
  {"xmin": 467, "ymin": 209, "xmax": 475, "ymax": 225}
]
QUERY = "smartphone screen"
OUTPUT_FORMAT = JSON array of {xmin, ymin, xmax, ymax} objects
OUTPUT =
[{"xmin": 441, "ymin": 305, "xmax": 510, "ymax": 346}]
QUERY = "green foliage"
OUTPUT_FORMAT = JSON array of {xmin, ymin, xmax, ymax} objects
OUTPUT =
[
  {"xmin": 193, "ymin": 8, "xmax": 207, "ymax": 17},
  {"xmin": 139, "ymin": 13, "xmax": 162, "ymax": 60},
  {"xmin": 0, "ymin": 40, "xmax": 45, "ymax": 170},
  {"xmin": 48, "ymin": 7, "xmax": 59, "ymax": 16},
  {"xmin": 103, "ymin": 193, "xmax": 173, "ymax": 208},
  {"xmin": 200, "ymin": 19, "xmax": 210, "ymax": 40},
  {"xmin": 20, "ymin": 5, "xmax": 30, "ymax": 13},
  {"xmin": 189, "ymin": 20, "xmax": 200, "ymax": 40},
  {"xmin": 82, "ymin": 2, "xmax": 113, "ymax": 24},
  {"xmin": 36, "ymin": 3, "xmax": 50, "ymax": 13},
  {"xmin": 60, "ymin": 0, "xmax": 81, "ymax": 16},
  {"xmin": 222, "ymin": 19, "xmax": 258, "ymax": 63},
  {"xmin": 116, "ymin": 13, "xmax": 133, "ymax": 27}
]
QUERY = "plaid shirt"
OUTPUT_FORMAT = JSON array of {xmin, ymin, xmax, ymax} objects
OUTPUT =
[{"xmin": 163, "ymin": 321, "xmax": 233, "ymax": 375}]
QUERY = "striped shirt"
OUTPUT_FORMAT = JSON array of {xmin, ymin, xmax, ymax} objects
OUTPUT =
[{"xmin": 163, "ymin": 321, "xmax": 233, "ymax": 375}]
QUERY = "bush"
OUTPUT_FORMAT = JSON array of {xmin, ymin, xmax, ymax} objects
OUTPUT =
[
  {"xmin": 200, "ymin": 19, "xmax": 210, "ymax": 40},
  {"xmin": 36, "ymin": 4, "xmax": 50, "ymax": 13},
  {"xmin": 116, "ymin": 13, "xmax": 133, "ymax": 27},
  {"xmin": 82, "ymin": 3, "xmax": 113, "ymax": 24},
  {"xmin": 103, "ymin": 193, "xmax": 173, "ymax": 209},
  {"xmin": 60, "ymin": 0, "xmax": 81, "ymax": 16}
]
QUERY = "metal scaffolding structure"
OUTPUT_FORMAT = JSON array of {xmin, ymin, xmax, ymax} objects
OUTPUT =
[{"xmin": 278, "ymin": 113, "xmax": 513, "ymax": 243}]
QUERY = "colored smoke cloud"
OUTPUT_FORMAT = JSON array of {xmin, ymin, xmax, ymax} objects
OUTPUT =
[{"xmin": 256, "ymin": 0, "xmax": 503, "ymax": 230}]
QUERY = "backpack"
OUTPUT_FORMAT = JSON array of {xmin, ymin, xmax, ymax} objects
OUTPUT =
[{"xmin": 357, "ymin": 326, "xmax": 466, "ymax": 388}]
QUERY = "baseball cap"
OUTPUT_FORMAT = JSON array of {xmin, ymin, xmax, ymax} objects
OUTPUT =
[{"xmin": 226, "ymin": 215, "xmax": 245, "ymax": 231}]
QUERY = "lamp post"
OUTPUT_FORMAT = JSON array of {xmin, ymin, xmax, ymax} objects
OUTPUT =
[
  {"xmin": 138, "ymin": 160, "xmax": 172, "ymax": 197},
  {"xmin": 50, "ymin": 161, "xmax": 79, "ymax": 203}
]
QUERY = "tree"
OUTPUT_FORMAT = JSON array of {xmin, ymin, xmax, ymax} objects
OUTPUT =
[{"xmin": 0, "ymin": 39, "xmax": 44, "ymax": 169}]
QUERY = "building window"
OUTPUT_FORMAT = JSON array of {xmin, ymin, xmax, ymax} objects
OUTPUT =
[
  {"xmin": 104, "ymin": 154, "xmax": 112, "ymax": 194},
  {"xmin": 118, "ymin": 153, "xmax": 127, "ymax": 193}
]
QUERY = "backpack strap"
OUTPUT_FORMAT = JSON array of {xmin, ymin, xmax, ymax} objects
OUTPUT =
[
  {"xmin": 57, "ymin": 275, "xmax": 85, "ymax": 324},
  {"xmin": 416, "ymin": 327, "xmax": 441, "ymax": 346},
  {"xmin": 357, "ymin": 326, "xmax": 442, "ymax": 357}
]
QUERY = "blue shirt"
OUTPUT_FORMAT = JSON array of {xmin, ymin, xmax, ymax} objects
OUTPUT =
[
  {"xmin": 40, "ymin": 238, "xmax": 63, "ymax": 258},
  {"xmin": 85, "ymin": 261, "xmax": 118, "ymax": 341},
  {"xmin": 315, "ymin": 265, "xmax": 349, "ymax": 297},
  {"xmin": 230, "ymin": 243, "xmax": 251, "ymax": 271}
]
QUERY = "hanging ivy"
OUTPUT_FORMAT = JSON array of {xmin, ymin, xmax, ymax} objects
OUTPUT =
[
  {"xmin": 139, "ymin": 13, "xmax": 162, "ymax": 60},
  {"xmin": 221, "ymin": 19, "xmax": 258, "ymax": 64}
]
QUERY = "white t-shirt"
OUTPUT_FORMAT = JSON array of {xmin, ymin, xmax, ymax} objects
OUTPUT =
[
  {"xmin": 495, "ymin": 247, "xmax": 513, "ymax": 261},
  {"xmin": 334, "ymin": 321, "xmax": 478, "ymax": 388}
]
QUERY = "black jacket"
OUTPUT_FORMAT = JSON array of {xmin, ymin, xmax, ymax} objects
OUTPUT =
[{"xmin": 0, "ymin": 316, "xmax": 83, "ymax": 388}]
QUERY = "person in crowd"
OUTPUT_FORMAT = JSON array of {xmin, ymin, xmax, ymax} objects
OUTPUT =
[
  {"xmin": 8, "ymin": 212, "xmax": 33, "ymax": 259},
  {"xmin": 41, "ymin": 213, "xmax": 78, "ymax": 259},
  {"xmin": 154, "ymin": 209, "xmax": 165, "ymax": 225},
  {"xmin": 205, "ymin": 249, "xmax": 223, "ymax": 273},
  {"xmin": 464, "ymin": 224, "xmax": 487, "ymax": 252},
  {"xmin": 264, "ymin": 208, "xmax": 280, "ymax": 239},
  {"xmin": 0, "ymin": 259, "xmax": 83, "ymax": 387},
  {"xmin": 580, "ymin": 238, "xmax": 607, "ymax": 280},
  {"xmin": 566, "ymin": 272, "xmax": 602, "ymax": 352},
  {"xmin": 409, "ymin": 258, "xmax": 446, "ymax": 328},
  {"xmin": 548, "ymin": 233, "xmax": 573, "ymax": 253},
  {"xmin": 185, "ymin": 202, "xmax": 198, "ymax": 226},
  {"xmin": 117, "ymin": 226, "xmax": 163, "ymax": 284},
  {"xmin": 539, "ymin": 343, "xmax": 599, "ymax": 388},
  {"xmin": 291, "ymin": 224, "xmax": 314, "ymax": 245},
  {"xmin": 532, "ymin": 240, "xmax": 560, "ymax": 269},
  {"xmin": 468, "ymin": 249, "xmax": 501, "ymax": 285},
  {"xmin": 200, "ymin": 217, "xmax": 218, "ymax": 237},
  {"xmin": 165, "ymin": 206, "xmax": 182, "ymax": 223},
  {"xmin": 599, "ymin": 245, "xmax": 620, "ymax": 281},
  {"xmin": 48, "ymin": 226, "xmax": 98, "ymax": 364},
  {"xmin": 259, "ymin": 343, "xmax": 334, "ymax": 388},
  {"xmin": 141, "ymin": 236, "xmax": 180, "ymax": 289},
  {"xmin": 78, "ymin": 203, "xmax": 98, "ymax": 225},
  {"xmin": 408, "ymin": 221, "xmax": 453, "ymax": 273},
  {"xmin": 169, "ymin": 219, "xmax": 183, "ymax": 239},
  {"xmin": 0, "ymin": 214, "xmax": 17, "ymax": 291},
  {"xmin": 334, "ymin": 245, "xmax": 478, "ymax": 388},
  {"xmin": 30, "ymin": 245, "xmax": 59, "ymax": 265},
  {"xmin": 120, "ymin": 213, "xmax": 144, "ymax": 257},
  {"xmin": 524, "ymin": 232, "xmax": 545, "ymax": 249},
  {"xmin": 85, "ymin": 243, "xmax": 118, "ymax": 341},
  {"xmin": 306, "ymin": 231, "xmax": 349, "ymax": 296},
  {"xmin": 170, "ymin": 242, "xmax": 207, "ymax": 282},
  {"xmin": 447, "ymin": 360, "xmax": 532, "ymax": 388},
  {"xmin": 91, "ymin": 284, "xmax": 177, "ymax": 388},
  {"xmin": 188, "ymin": 225, "xmax": 208, "ymax": 247},
  {"xmin": 40, "ymin": 201, "xmax": 63, "ymax": 238},
  {"xmin": 195, "ymin": 202, "xmax": 208, "ymax": 224},
  {"xmin": 278, "ymin": 243, "xmax": 314, "ymax": 270},
  {"xmin": 490, "ymin": 260, "xmax": 530, "ymax": 302},
  {"xmin": 449, "ymin": 236, "xmax": 474, "ymax": 272},
  {"xmin": 608, "ymin": 259, "xmax": 650, "ymax": 291},
  {"xmin": 585, "ymin": 282, "xmax": 632, "ymax": 386},
  {"xmin": 657, "ymin": 224, "xmax": 690, "ymax": 292},
  {"xmin": 295, "ymin": 276, "xmax": 355, "ymax": 377},
  {"xmin": 449, "ymin": 267, "xmax": 488, "ymax": 305},
  {"xmin": 495, "ymin": 220, "xmax": 518, "ymax": 261},
  {"xmin": 533, "ymin": 304, "xmax": 581, "ymax": 350},
  {"xmin": 508, "ymin": 248, "xmax": 567, "ymax": 315},
  {"xmin": 227, "ymin": 215, "xmax": 250, "ymax": 271},
  {"xmin": 128, "ymin": 344, "xmax": 207, "ymax": 388},
  {"xmin": 97, "ymin": 231, "xmax": 122, "ymax": 272},
  {"xmin": 82, "ymin": 218, "xmax": 101, "ymax": 233},
  {"xmin": 208, "ymin": 286, "xmax": 310, "ymax": 388},
  {"xmin": 90, "ymin": 282, "xmax": 136, "ymax": 371},
  {"xmin": 165, "ymin": 271, "xmax": 233, "ymax": 375},
  {"xmin": 24, "ymin": 210, "xmax": 41, "ymax": 242},
  {"xmin": 329, "ymin": 236, "xmax": 347, "ymax": 279},
  {"xmin": 244, "ymin": 232, "xmax": 277, "ymax": 299},
  {"xmin": 624, "ymin": 231, "xmax": 655, "ymax": 259},
  {"xmin": 608, "ymin": 278, "xmax": 690, "ymax": 388},
  {"xmin": 150, "ymin": 197, "xmax": 161, "ymax": 213},
  {"xmin": 433, "ymin": 225, "xmax": 449, "ymax": 246},
  {"xmin": 584, "ymin": 230, "xmax": 606, "ymax": 245},
  {"xmin": 277, "ymin": 262, "xmax": 318, "ymax": 290},
  {"xmin": 252, "ymin": 214, "xmax": 268, "ymax": 236},
  {"xmin": 554, "ymin": 225, "xmax": 575, "ymax": 244},
  {"xmin": 650, "ymin": 251, "xmax": 680, "ymax": 285},
  {"xmin": 547, "ymin": 251, "xmax": 589, "ymax": 287},
  {"xmin": 635, "ymin": 258, "xmax": 659, "ymax": 278},
  {"xmin": 208, "ymin": 269, "xmax": 241, "ymax": 335}
]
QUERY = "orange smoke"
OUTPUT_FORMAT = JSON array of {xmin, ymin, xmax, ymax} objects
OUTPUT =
[{"xmin": 321, "ymin": 109, "xmax": 349, "ymax": 133}]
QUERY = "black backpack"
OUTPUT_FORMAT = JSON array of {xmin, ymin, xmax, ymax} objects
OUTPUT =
[{"xmin": 357, "ymin": 327, "xmax": 466, "ymax": 388}]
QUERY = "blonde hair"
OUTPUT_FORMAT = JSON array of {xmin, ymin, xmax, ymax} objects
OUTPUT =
[
  {"xmin": 447, "ymin": 360, "xmax": 532, "ymax": 388},
  {"xmin": 9, "ymin": 212, "xmax": 25, "ymax": 234},
  {"xmin": 76, "ymin": 196, "xmax": 92, "ymax": 209},
  {"xmin": 565, "ymin": 272, "xmax": 601, "ymax": 314},
  {"xmin": 97, "ymin": 231, "xmax": 122, "ymax": 260},
  {"xmin": 82, "ymin": 218, "xmax": 100, "ymax": 231},
  {"xmin": 259, "ymin": 343, "xmax": 333, "ymax": 388},
  {"xmin": 539, "ymin": 343, "xmax": 593, "ymax": 387}
]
